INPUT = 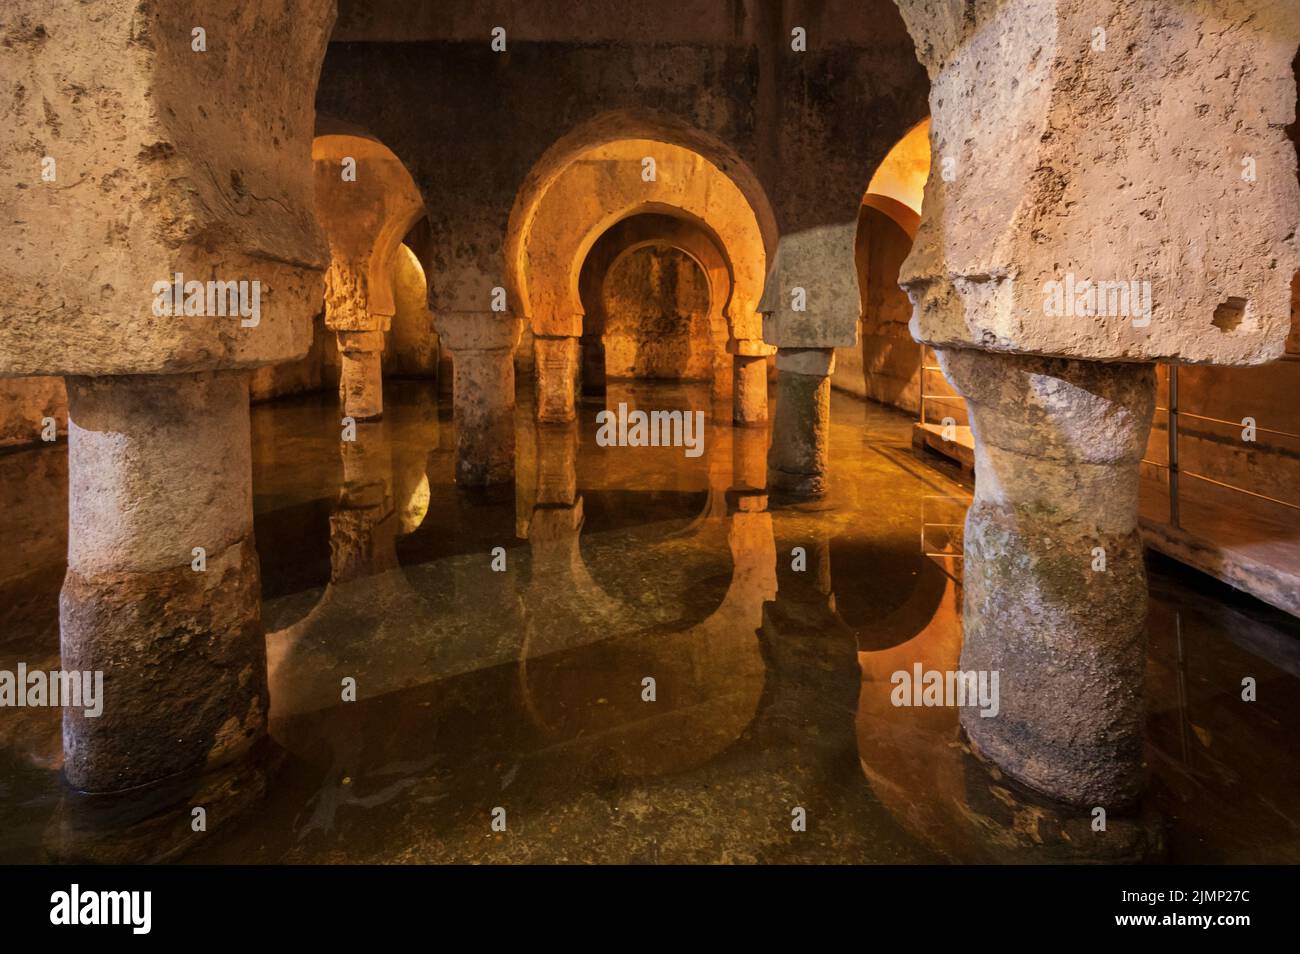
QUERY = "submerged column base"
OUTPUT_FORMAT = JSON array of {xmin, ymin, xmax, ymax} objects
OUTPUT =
[
  {"xmin": 767, "ymin": 348, "xmax": 833, "ymax": 498},
  {"xmin": 60, "ymin": 371, "xmax": 266, "ymax": 795},
  {"xmin": 940, "ymin": 348, "xmax": 1156, "ymax": 809}
]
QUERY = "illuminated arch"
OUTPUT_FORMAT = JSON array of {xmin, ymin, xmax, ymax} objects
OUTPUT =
[
  {"xmin": 506, "ymin": 111, "xmax": 777, "ymax": 345},
  {"xmin": 312, "ymin": 121, "xmax": 428, "ymax": 329}
]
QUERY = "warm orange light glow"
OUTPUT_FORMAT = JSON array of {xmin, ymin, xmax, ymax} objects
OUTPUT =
[{"xmin": 866, "ymin": 118, "xmax": 931, "ymax": 216}]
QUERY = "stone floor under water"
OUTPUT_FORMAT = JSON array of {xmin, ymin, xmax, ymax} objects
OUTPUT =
[{"xmin": 1, "ymin": 380, "xmax": 1299, "ymax": 863}]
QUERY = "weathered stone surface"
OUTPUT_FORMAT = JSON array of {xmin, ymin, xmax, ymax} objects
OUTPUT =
[
  {"xmin": 60, "ymin": 535, "xmax": 266, "ymax": 793},
  {"xmin": 339, "ymin": 344, "xmax": 384, "ymax": 422},
  {"xmin": 733, "ymin": 354, "xmax": 769, "ymax": 426},
  {"xmin": 761, "ymin": 224, "xmax": 862, "ymax": 350},
  {"xmin": 941, "ymin": 348, "xmax": 1156, "ymax": 807},
  {"xmin": 768, "ymin": 353, "xmax": 833, "ymax": 498},
  {"xmin": 314, "ymin": 126, "xmax": 425, "ymax": 334},
  {"xmin": 601, "ymin": 245, "xmax": 715, "ymax": 381},
  {"xmin": 897, "ymin": 0, "xmax": 1300, "ymax": 365},
  {"xmin": 0, "ymin": 0, "xmax": 336, "ymax": 376},
  {"xmin": 437, "ymin": 312, "xmax": 520, "ymax": 484},
  {"xmin": 61, "ymin": 370, "xmax": 265, "ymax": 793},
  {"xmin": 436, "ymin": 311, "xmax": 521, "ymax": 353},
  {"xmin": 64, "ymin": 372, "xmax": 252, "ymax": 575},
  {"xmin": 534, "ymin": 335, "xmax": 580, "ymax": 424}
]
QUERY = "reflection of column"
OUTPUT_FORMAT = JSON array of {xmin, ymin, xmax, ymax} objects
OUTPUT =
[
  {"xmin": 331, "ymin": 421, "xmax": 398, "ymax": 584},
  {"xmin": 60, "ymin": 371, "xmax": 264, "ymax": 793},
  {"xmin": 438, "ymin": 313, "xmax": 521, "ymax": 487},
  {"xmin": 528, "ymin": 420, "xmax": 582, "ymax": 576},
  {"xmin": 731, "ymin": 423, "xmax": 768, "ymax": 494},
  {"xmin": 454, "ymin": 348, "xmax": 515, "ymax": 486},
  {"xmin": 767, "ymin": 348, "xmax": 833, "ymax": 498},
  {"xmin": 337, "ymin": 329, "xmax": 384, "ymax": 421},
  {"xmin": 534, "ymin": 334, "xmax": 580, "ymax": 424},
  {"xmin": 941, "ymin": 348, "xmax": 1156, "ymax": 808}
]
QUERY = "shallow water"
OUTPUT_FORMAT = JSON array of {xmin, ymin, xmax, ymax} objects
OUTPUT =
[{"xmin": 1, "ymin": 379, "xmax": 1298, "ymax": 863}]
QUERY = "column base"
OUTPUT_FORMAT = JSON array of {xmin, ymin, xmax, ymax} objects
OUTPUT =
[
  {"xmin": 941, "ymin": 348, "xmax": 1156, "ymax": 810},
  {"xmin": 59, "ymin": 535, "xmax": 267, "ymax": 794}
]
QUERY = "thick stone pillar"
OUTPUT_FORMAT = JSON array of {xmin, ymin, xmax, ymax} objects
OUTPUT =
[
  {"xmin": 940, "ymin": 349, "xmax": 1156, "ymax": 808},
  {"xmin": 337, "ymin": 329, "xmax": 384, "ymax": 421},
  {"xmin": 60, "ymin": 371, "xmax": 265, "ymax": 793},
  {"xmin": 767, "ymin": 348, "xmax": 833, "ymax": 498},
  {"xmin": 438, "ymin": 312, "xmax": 521, "ymax": 487},
  {"xmin": 733, "ymin": 355, "xmax": 769, "ymax": 426},
  {"xmin": 534, "ymin": 334, "xmax": 580, "ymax": 424}
]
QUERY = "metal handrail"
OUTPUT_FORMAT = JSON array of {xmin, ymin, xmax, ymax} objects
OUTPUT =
[
  {"xmin": 1172, "ymin": 410, "xmax": 1300, "ymax": 443},
  {"xmin": 1181, "ymin": 470, "xmax": 1300, "ymax": 513}
]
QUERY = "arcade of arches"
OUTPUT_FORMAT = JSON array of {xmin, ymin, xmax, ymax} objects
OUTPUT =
[{"xmin": 1, "ymin": 0, "xmax": 1299, "ymax": 864}]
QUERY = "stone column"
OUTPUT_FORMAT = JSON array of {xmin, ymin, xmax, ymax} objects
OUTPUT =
[
  {"xmin": 337, "ymin": 329, "xmax": 385, "ymax": 421},
  {"xmin": 59, "ymin": 371, "xmax": 265, "ymax": 794},
  {"xmin": 534, "ymin": 334, "xmax": 580, "ymax": 424},
  {"xmin": 940, "ymin": 348, "xmax": 1156, "ymax": 808},
  {"xmin": 733, "ymin": 355, "xmax": 769, "ymax": 426},
  {"xmin": 767, "ymin": 348, "xmax": 834, "ymax": 498},
  {"xmin": 438, "ymin": 312, "xmax": 521, "ymax": 487}
]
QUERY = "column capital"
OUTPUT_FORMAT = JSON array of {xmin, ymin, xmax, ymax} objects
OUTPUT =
[
  {"xmin": 436, "ymin": 311, "xmax": 522, "ymax": 353},
  {"xmin": 775, "ymin": 347, "xmax": 835, "ymax": 377}
]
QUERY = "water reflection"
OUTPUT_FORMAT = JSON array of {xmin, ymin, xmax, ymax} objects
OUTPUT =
[{"xmin": 0, "ymin": 382, "xmax": 1297, "ymax": 863}]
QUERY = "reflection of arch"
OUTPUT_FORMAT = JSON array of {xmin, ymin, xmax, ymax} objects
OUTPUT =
[{"xmin": 518, "ymin": 505, "xmax": 774, "ymax": 780}]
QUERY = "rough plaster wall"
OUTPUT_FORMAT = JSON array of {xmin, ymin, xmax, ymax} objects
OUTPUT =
[
  {"xmin": 602, "ymin": 247, "xmax": 713, "ymax": 381},
  {"xmin": 0, "ymin": 376, "xmax": 66, "ymax": 449},
  {"xmin": 313, "ymin": 0, "xmax": 929, "ymax": 342},
  {"xmin": 832, "ymin": 333, "xmax": 866, "ymax": 398}
]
